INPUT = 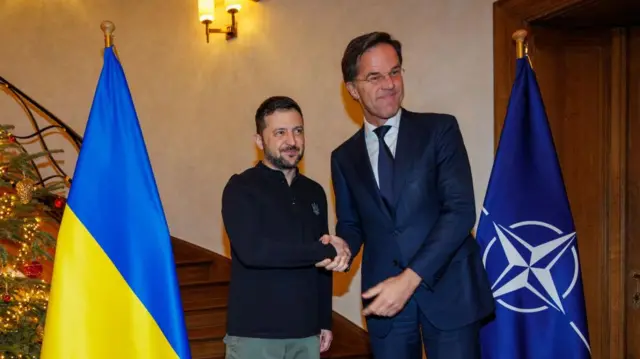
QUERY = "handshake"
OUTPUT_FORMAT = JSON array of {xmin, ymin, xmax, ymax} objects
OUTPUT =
[{"xmin": 315, "ymin": 234, "xmax": 351, "ymax": 272}]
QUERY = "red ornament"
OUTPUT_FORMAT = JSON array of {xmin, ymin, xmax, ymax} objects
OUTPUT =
[
  {"xmin": 23, "ymin": 261, "xmax": 43, "ymax": 279},
  {"xmin": 7, "ymin": 135, "xmax": 15, "ymax": 143},
  {"xmin": 2, "ymin": 294, "xmax": 10, "ymax": 303},
  {"xmin": 54, "ymin": 197, "xmax": 66, "ymax": 209}
]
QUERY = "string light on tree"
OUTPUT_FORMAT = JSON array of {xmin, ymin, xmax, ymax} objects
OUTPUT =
[
  {"xmin": 0, "ymin": 194, "xmax": 16, "ymax": 220},
  {"xmin": 15, "ymin": 218, "xmax": 41, "ymax": 267},
  {"xmin": 0, "ymin": 124, "xmax": 64, "ymax": 357}
]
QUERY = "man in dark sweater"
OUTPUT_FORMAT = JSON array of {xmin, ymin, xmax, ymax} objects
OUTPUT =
[{"xmin": 221, "ymin": 96, "xmax": 351, "ymax": 359}]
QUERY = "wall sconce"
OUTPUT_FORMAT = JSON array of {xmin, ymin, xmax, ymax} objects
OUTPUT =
[{"xmin": 198, "ymin": 0, "xmax": 259, "ymax": 42}]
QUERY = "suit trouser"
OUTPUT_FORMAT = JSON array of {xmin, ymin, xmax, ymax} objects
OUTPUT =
[
  {"xmin": 369, "ymin": 298, "xmax": 481, "ymax": 359},
  {"xmin": 223, "ymin": 334, "xmax": 320, "ymax": 359}
]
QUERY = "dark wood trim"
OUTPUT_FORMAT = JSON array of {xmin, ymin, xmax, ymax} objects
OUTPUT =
[
  {"xmin": 607, "ymin": 27, "xmax": 627, "ymax": 359},
  {"xmin": 492, "ymin": 2, "xmax": 525, "ymax": 149},
  {"xmin": 492, "ymin": 0, "xmax": 597, "ymax": 146},
  {"xmin": 497, "ymin": 0, "xmax": 590, "ymax": 22},
  {"xmin": 172, "ymin": 235, "xmax": 224, "ymax": 260}
]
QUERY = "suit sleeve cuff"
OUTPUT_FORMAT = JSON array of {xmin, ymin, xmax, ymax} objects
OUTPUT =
[{"xmin": 407, "ymin": 263, "xmax": 434, "ymax": 291}]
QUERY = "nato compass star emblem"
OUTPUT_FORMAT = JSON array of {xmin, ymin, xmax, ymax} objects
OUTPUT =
[{"xmin": 481, "ymin": 208, "xmax": 591, "ymax": 352}]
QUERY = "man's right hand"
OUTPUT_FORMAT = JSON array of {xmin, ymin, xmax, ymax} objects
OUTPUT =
[{"xmin": 315, "ymin": 234, "xmax": 351, "ymax": 272}]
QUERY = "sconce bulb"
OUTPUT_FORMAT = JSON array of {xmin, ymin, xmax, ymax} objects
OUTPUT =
[
  {"xmin": 225, "ymin": 0, "xmax": 241, "ymax": 13},
  {"xmin": 198, "ymin": 0, "xmax": 215, "ymax": 22}
]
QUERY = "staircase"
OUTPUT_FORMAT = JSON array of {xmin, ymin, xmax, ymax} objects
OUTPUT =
[{"xmin": 172, "ymin": 236, "xmax": 373, "ymax": 359}]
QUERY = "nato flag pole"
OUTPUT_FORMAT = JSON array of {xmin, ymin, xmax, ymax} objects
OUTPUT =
[{"xmin": 476, "ymin": 30, "xmax": 591, "ymax": 359}]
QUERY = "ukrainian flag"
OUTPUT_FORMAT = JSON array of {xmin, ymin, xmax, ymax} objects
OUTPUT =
[{"xmin": 41, "ymin": 45, "xmax": 192, "ymax": 358}]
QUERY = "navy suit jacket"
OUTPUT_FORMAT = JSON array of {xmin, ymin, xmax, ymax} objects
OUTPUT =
[{"xmin": 330, "ymin": 109, "xmax": 494, "ymax": 337}]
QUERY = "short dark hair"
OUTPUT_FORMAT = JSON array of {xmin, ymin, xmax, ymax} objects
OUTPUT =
[
  {"xmin": 341, "ymin": 32, "xmax": 403, "ymax": 83},
  {"xmin": 255, "ymin": 96, "xmax": 303, "ymax": 134}
]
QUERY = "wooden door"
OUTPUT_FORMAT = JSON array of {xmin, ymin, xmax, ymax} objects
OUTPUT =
[
  {"xmin": 525, "ymin": 25, "xmax": 616, "ymax": 359},
  {"xmin": 530, "ymin": 25, "xmax": 640, "ymax": 359},
  {"xmin": 625, "ymin": 26, "xmax": 640, "ymax": 358}
]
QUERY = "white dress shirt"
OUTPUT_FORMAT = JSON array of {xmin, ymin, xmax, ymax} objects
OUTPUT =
[{"xmin": 364, "ymin": 109, "xmax": 402, "ymax": 188}]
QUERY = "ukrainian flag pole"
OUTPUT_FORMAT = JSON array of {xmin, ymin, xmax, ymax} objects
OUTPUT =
[
  {"xmin": 101, "ymin": 21, "xmax": 114, "ymax": 48},
  {"xmin": 41, "ymin": 21, "xmax": 192, "ymax": 359}
]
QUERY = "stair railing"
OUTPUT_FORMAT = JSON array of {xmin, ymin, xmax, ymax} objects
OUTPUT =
[{"xmin": 0, "ymin": 75, "xmax": 83, "ymax": 187}]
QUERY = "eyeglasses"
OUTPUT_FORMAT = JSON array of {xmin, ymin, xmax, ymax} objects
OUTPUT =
[{"xmin": 355, "ymin": 68, "xmax": 405, "ymax": 85}]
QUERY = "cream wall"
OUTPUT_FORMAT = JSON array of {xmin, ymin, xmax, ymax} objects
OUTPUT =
[{"xmin": 0, "ymin": 0, "xmax": 496, "ymax": 328}]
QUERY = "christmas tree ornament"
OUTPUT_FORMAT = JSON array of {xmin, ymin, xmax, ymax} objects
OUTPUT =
[
  {"xmin": 54, "ymin": 196, "xmax": 66, "ymax": 209},
  {"xmin": 2, "ymin": 294, "xmax": 10, "ymax": 303},
  {"xmin": 15, "ymin": 177, "xmax": 34, "ymax": 204},
  {"xmin": 36, "ymin": 324, "xmax": 44, "ymax": 339},
  {"xmin": 23, "ymin": 261, "xmax": 43, "ymax": 279},
  {"xmin": 0, "ymin": 130, "xmax": 12, "ymax": 145}
]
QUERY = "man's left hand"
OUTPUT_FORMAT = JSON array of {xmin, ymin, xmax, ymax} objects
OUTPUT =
[
  {"xmin": 361, "ymin": 269, "xmax": 422, "ymax": 317},
  {"xmin": 319, "ymin": 329, "xmax": 333, "ymax": 353}
]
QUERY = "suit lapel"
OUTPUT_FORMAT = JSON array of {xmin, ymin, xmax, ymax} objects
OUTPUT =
[
  {"xmin": 393, "ymin": 110, "xmax": 419, "ymax": 205},
  {"xmin": 351, "ymin": 129, "xmax": 393, "ymax": 221}
]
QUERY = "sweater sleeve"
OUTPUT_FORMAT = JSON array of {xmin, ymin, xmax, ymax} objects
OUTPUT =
[{"xmin": 222, "ymin": 176, "xmax": 337, "ymax": 268}]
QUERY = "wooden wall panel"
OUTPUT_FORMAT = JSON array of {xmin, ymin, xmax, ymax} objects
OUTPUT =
[
  {"xmin": 625, "ymin": 26, "xmax": 640, "ymax": 358},
  {"xmin": 607, "ymin": 27, "xmax": 627, "ymax": 359}
]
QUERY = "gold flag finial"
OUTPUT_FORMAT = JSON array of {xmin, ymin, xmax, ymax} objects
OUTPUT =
[
  {"xmin": 512, "ymin": 29, "xmax": 528, "ymax": 59},
  {"xmin": 100, "ymin": 21, "xmax": 116, "ymax": 48}
]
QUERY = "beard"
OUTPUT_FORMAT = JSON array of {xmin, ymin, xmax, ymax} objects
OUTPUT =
[{"xmin": 264, "ymin": 145, "xmax": 304, "ymax": 170}]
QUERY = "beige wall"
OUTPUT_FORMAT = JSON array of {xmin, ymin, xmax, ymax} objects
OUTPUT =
[{"xmin": 0, "ymin": 0, "xmax": 496, "ymax": 328}]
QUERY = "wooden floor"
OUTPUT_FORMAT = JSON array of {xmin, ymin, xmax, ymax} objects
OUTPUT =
[{"xmin": 172, "ymin": 237, "xmax": 373, "ymax": 359}]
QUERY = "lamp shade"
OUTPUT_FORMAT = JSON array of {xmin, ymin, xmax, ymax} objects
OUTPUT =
[
  {"xmin": 225, "ymin": 0, "xmax": 241, "ymax": 12},
  {"xmin": 198, "ymin": 0, "xmax": 215, "ymax": 22}
]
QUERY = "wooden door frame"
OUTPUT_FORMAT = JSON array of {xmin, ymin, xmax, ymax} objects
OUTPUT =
[
  {"xmin": 493, "ymin": 0, "xmax": 594, "ymax": 140},
  {"xmin": 493, "ymin": 1, "xmax": 627, "ymax": 358}
]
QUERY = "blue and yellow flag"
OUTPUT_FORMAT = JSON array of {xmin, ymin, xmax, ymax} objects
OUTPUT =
[{"xmin": 41, "ymin": 46, "xmax": 192, "ymax": 358}]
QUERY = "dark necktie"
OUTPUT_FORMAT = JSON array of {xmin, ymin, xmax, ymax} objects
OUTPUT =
[{"xmin": 373, "ymin": 125, "xmax": 394, "ymax": 208}]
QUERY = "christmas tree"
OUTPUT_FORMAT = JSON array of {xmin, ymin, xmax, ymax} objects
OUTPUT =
[{"xmin": 0, "ymin": 125, "xmax": 66, "ymax": 358}]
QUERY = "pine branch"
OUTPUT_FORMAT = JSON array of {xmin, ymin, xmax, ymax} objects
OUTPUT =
[
  {"xmin": 0, "ymin": 247, "xmax": 8, "ymax": 267},
  {"xmin": 0, "ymin": 124, "xmax": 62, "ymax": 358}
]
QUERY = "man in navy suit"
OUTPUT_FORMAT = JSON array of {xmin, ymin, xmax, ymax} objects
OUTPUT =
[{"xmin": 329, "ymin": 32, "xmax": 495, "ymax": 359}]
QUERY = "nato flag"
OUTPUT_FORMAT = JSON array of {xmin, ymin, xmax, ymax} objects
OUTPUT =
[{"xmin": 476, "ymin": 57, "xmax": 591, "ymax": 359}]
